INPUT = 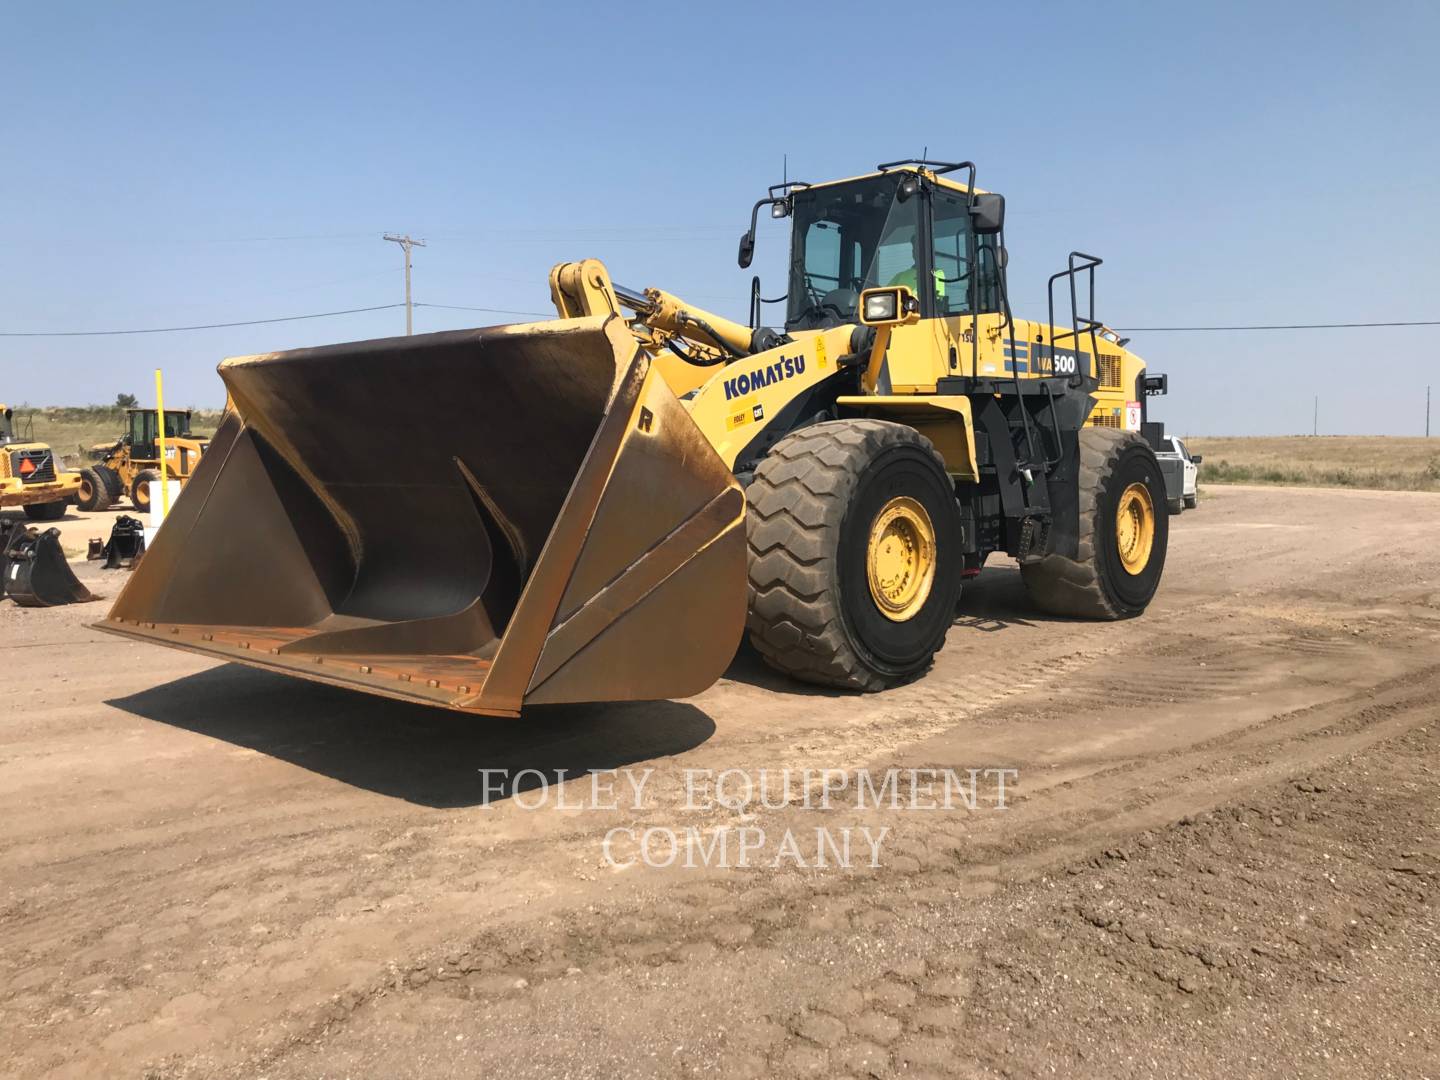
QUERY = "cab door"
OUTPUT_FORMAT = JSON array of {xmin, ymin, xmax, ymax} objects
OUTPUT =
[
  {"xmin": 129, "ymin": 411, "xmax": 157, "ymax": 460},
  {"xmin": 927, "ymin": 184, "xmax": 1009, "ymax": 381}
]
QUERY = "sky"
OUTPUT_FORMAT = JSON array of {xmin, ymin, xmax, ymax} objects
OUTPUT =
[{"xmin": 2, "ymin": 0, "xmax": 1437, "ymax": 435}]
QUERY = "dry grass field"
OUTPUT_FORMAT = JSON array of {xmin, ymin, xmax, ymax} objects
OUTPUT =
[
  {"xmin": 5, "ymin": 405, "xmax": 224, "ymax": 467},
  {"xmin": 1187, "ymin": 435, "xmax": 1440, "ymax": 492},
  {"xmin": 9, "ymin": 406, "xmax": 1439, "ymax": 493}
]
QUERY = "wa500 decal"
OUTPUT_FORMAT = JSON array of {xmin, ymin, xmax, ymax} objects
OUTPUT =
[{"xmin": 1002, "ymin": 340, "xmax": 1089, "ymax": 378}]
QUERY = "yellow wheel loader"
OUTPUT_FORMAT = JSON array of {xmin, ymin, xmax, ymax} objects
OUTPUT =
[
  {"xmin": 77, "ymin": 408, "xmax": 209, "ymax": 514},
  {"xmin": 0, "ymin": 404, "xmax": 82, "ymax": 522},
  {"xmin": 99, "ymin": 159, "xmax": 1170, "ymax": 715}
]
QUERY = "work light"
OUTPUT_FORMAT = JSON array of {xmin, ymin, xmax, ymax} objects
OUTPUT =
[{"xmin": 863, "ymin": 292, "xmax": 898, "ymax": 322}]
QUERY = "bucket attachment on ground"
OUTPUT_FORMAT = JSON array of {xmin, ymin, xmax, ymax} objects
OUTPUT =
[
  {"xmin": 99, "ymin": 515, "xmax": 147, "ymax": 569},
  {"xmin": 96, "ymin": 316, "xmax": 748, "ymax": 716},
  {"xmin": 0, "ymin": 521, "xmax": 23, "ymax": 592},
  {"xmin": 3, "ymin": 525, "xmax": 95, "ymax": 607}
]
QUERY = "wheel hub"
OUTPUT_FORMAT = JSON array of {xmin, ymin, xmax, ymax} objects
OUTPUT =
[
  {"xmin": 1115, "ymin": 481, "xmax": 1155, "ymax": 575},
  {"xmin": 866, "ymin": 496, "xmax": 936, "ymax": 622}
]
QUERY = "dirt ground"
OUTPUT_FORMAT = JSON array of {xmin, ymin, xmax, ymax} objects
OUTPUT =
[{"xmin": 2, "ymin": 486, "xmax": 1437, "ymax": 1079}]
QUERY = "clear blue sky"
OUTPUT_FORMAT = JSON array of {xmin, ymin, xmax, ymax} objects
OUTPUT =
[{"xmin": 3, "ymin": 0, "xmax": 1437, "ymax": 434}]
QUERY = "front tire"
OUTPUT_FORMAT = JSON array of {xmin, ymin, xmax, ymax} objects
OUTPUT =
[
  {"xmin": 1021, "ymin": 428, "xmax": 1168, "ymax": 619},
  {"xmin": 76, "ymin": 467, "xmax": 113, "ymax": 512},
  {"xmin": 99, "ymin": 464, "xmax": 124, "ymax": 500},
  {"xmin": 1183, "ymin": 492, "xmax": 1198, "ymax": 510},
  {"xmin": 745, "ymin": 420, "xmax": 964, "ymax": 691}
]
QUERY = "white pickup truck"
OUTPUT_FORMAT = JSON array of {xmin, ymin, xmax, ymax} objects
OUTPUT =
[{"xmin": 1154, "ymin": 435, "xmax": 1201, "ymax": 513}]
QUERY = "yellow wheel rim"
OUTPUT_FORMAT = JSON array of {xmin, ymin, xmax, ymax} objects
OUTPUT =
[
  {"xmin": 1115, "ymin": 481, "xmax": 1155, "ymax": 575},
  {"xmin": 866, "ymin": 496, "xmax": 936, "ymax": 622},
  {"xmin": 80, "ymin": 477, "xmax": 96, "ymax": 502}
]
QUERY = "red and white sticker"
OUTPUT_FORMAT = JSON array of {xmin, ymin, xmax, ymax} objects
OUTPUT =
[{"xmin": 1125, "ymin": 401, "xmax": 1142, "ymax": 430}]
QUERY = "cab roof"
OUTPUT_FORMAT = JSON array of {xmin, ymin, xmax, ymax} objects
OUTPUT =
[{"xmin": 796, "ymin": 160, "xmax": 989, "ymax": 197}]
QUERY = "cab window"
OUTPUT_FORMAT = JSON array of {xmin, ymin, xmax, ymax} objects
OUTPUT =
[{"xmin": 787, "ymin": 175, "xmax": 919, "ymax": 330}]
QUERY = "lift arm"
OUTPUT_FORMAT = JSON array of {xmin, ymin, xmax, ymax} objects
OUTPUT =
[{"xmin": 549, "ymin": 258, "xmax": 757, "ymax": 362}]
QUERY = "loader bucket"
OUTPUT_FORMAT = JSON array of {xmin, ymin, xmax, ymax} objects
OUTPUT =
[
  {"xmin": 96, "ymin": 316, "xmax": 748, "ymax": 716},
  {"xmin": 3, "ymin": 524, "xmax": 95, "ymax": 607}
]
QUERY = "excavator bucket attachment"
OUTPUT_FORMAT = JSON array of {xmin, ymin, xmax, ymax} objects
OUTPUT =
[
  {"xmin": 96, "ymin": 316, "xmax": 748, "ymax": 716},
  {"xmin": 3, "ymin": 524, "xmax": 96, "ymax": 607}
]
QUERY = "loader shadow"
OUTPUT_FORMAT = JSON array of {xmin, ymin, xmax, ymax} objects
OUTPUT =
[
  {"xmin": 952, "ymin": 564, "xmax": 1047, "ymax": 631},
  {"xmin": 108, "ymin": 665, "xmax": 716, "ymax": 809}
]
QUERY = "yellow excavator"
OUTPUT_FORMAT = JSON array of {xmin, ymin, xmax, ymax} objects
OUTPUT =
[{"xmin": 100, "ymin": 159, "xmax": 1170, "ymax": 716}]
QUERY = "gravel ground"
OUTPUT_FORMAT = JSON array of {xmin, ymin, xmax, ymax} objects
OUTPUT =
[{"xmin": 1, "ymin": 485, "xmax": 1437, "ymax": 1078}]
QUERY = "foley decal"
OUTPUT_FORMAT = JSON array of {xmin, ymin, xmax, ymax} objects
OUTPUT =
[
  {"xmin": 723, "ymin": 353, "xmax": 805, "ymax": 400},
  {"xmin": 725, "ymin": 402, "xmax": 766, "ymax": 431}
]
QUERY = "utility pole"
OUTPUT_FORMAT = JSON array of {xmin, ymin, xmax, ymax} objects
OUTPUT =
[
  {"xmin": 1313, "ymin": 395, "xmax": 1318, "ymax": 437},
  {"xmin": 383, "ymin": 233, "xmax": 427, "ymax": 335},
  {"xmin": 1427, "ymin": 386, "xmax": 1432, "ymax": 437}
]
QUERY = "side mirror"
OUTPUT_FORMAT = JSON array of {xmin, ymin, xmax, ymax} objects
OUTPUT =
[
  {"xmin": 1142, "ymin": 373, "xmax": 1169, "ymax": 396},
  {"xmin": 970, "ymin": 192, "xmax": 1005, "ymax": 235},
  {"xmin": 1191, "ymin": 454, "xmax": 1204, "ymax": 465},
  {"xmin": 738, "ymin": 230, "xmax": 755, "ymax": 269}
]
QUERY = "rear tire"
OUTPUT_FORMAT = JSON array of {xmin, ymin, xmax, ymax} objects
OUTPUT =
[
  {"xmin": 1021, "ymin": 428, "xmax": 1168, "ymax": 619},
  {"xmin": 76, "ymin": 467, "xmax": 113, "ymax": 512},
  {"xmin": 131, "ymin": 469, "xmax": 159, "ymax": 514},
  {"xmin": 1167, "ymin": 496, "xmax": 1184, "ymax": 515},
  {"xmin": 23, "ymin": 501, "xmax": 67, "ymax": 522},
  {"xmin": 745, "ymin": 420, "xmax": 964, "ymax": 691}
]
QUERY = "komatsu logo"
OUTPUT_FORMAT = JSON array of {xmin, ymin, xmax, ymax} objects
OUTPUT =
[{"xmin": 723, "ymin": 354, "xmax": 805, "ymax": 400}]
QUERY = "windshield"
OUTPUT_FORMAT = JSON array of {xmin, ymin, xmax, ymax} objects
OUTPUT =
[
  {"xmin": 0, "ymin": 411, "xmax": 12, "ymax": 444},
  {"xmin": 786, "ymin": 175, "xmax": 919, "ymax": 330}
]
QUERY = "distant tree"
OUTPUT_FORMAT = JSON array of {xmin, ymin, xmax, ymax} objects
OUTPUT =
[{"xmin": 115, "ymin": 393, "xmax": 138, "ymax": 408}]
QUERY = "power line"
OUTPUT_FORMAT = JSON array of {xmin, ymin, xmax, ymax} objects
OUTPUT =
[
  {"xmin": 1116, "ymin": 320, "xmax": 1440, "ymax": 331},
  {"xmin": 0, "ymin": 304, "xmax": 406, "ymax": 337},
  {"xmin": 416, "ymin": 302, "xmax": 551, "ymax": 317},
  {"xmin": 6, "ymin": 307, "xmax": 1437, "ymax": 340}
]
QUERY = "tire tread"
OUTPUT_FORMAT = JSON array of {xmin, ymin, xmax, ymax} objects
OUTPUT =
[{"xmin": 745, "ymin": 420, "xmax": 949, "ymax": 691}]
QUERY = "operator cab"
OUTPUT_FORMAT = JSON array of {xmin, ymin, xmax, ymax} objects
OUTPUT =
[
  {"xmin": 0, "ymin": 406, "xmax": 13, "ymax": 446},
  {"xmin": 740, "ymin": 163, "xmax": 1007, "ymax": 333},
  {"xmin": 127, "ymin": 408, "xmax": 192, "ymax": 459}
]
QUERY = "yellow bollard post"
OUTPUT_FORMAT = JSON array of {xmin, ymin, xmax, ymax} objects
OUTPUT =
[{"xmin": 154, "ymin": 368, "xmax": 170, "ymax": 517}]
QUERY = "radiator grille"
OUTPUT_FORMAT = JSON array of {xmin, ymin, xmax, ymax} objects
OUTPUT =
[
  {"xmin": 11, "ymin": 449, "xmax": 57, "ymax": 483},
  {"xmin": 1090, "ymin": 411, "xmax": 1122, "ymax": 429},
  {"xmin": 1097, "ymin": 352, "xmax": 1123, "ymax": 389}
]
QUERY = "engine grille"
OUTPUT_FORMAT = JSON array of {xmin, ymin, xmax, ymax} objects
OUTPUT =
[
  {"xmin": 1097, "ymin": 352, "xmax": 1123, "ymax": 389},
  {"xmin": 11, "ymin": 449, "xmax": 57, "ymax": 483},
  {"xmin": 1091, "ymin": 411, "xmax": 1122, "ymax": 429}
]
